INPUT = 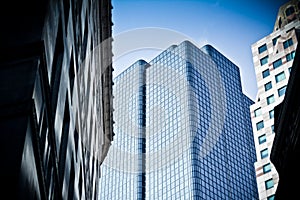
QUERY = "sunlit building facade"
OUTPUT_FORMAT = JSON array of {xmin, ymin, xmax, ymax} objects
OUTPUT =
[
  {"xmin": 100, "ymin": 41, "xmax": 258, "ymax": 199},
  {"xmin": 250, "ymin": 1, "xmax": 300, "ymax": 199}
]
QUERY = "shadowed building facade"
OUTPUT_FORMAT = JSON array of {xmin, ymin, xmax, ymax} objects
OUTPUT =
[
  {"xmin": 0, "ymin": 0, "xmax": 113, "ymax": 199},
  {"xmin": 99, "ymin": 41, "xmax": 258, "ymax": 199}
]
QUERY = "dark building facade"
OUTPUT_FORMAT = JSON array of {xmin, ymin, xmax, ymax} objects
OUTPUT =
[
  {"xmin": 271, "ymin": 29, "xmax": 300, "ymax": 200},
  {"xmin": 0, "ymin": 0, "xmax": 113, "ymax": 199}
]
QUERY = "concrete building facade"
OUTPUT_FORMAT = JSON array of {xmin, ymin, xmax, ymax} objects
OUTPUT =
[{"xmin": 250, "ymin": 1, "xmax": 300, "ymax": 199}]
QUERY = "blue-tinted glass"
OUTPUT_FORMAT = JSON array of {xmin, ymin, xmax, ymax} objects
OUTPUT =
[
  {"xmin": 262, "ymin": 69, "xmax": 270, "ymax": 78},
  {"xmin": 258, "ymin": 134, "xmax": 266, "ymax": 144},
  {"xmin": 254, "ymin": 108, "xmax": 262, "ymax": 117},
  {"xmin": 261, "ymin": 149, "xmax": 268, "ymax": 159},
  {"xmin": 264, "ymin": 82, "xmax": 272, "ymax": 91},
  {"xmin": 273, "ymin": 59, "xmax": 282, "ymax": 69},
  {"xmin": 267, "ymin": 95, "xmax": 275, "ymax": 105},
  {"xmin": 283, "ymin": 38, "xmax": 293, "ymax": 49},
  {"xmin": 258, "ymin": 44, "xmax": 267, "ymax": 53},
  {"xmin": 256, "ymin": 121, "xmax": 264, "ymax": 131},
  {"xmin": 265, "ymin": 179, "xmax": 274, "ymax": 189},
  {"xmin": 267, "ymin": 195, "xmax": 275, "ymax": 200},
  {"xmin": 271, "ymin": 125, "xmax": 275, "ymax": 133},
  {"xmin": 263, "ymin": 163, "xmax": 271, "ymax": 173},
  {"xmin": 272, "ymin": 36, "xmax": 280, "ymax": 46},
  {"xmin": 275, "ymin": 72, "xmax": 286, "ymax": 83},
  {"xmin": 269, "ymin": 110, "xmax": 274, "ymax": 119},
  {"xmin": 278, "ymin": 86, "xmax": 287, "ymax": 97},
  {"xmin": 292, "ymin": 51, "xmax": 296, "ymax": 58},
  {"xmin": 260, "ymin": 56, "xmax": 268, "ymax": 66},
  {"xmin": 289, "ymin": 67, "xmax": 292, "ymax": 73}
]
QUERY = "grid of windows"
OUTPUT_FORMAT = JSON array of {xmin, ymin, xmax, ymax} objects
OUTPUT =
[
  {"xmin": 261, "ymin": 148, "xmax": 268, "ymax": 159},
  {"xmin": 258, "ymin": 44, "xmax": 267, "ymax": 53},
  {"xmin": 273, "ymin": 58, "xmax": 282, "ymax": 69},
  {"xmin": 267, "ymin": 95, "xmax": 275, "ymax": 105},
  {"xmin": 278, "ymin": 86, "xmax": 287, "ymax": 97},
  {"xmin": 260, "ymin": 56, "xmax": 269, "ymax": 66},
  {"xmin": 263, "ymin": 163, "xmax": 272, "ymax": 173},
  {"xmin": 265, "ymin": 179, "xmax": 274, "ymax": 190},
  {"xmin": 275, "ymin": 71, "xmax": 286, "ymax": 83},
  {"xmin": 264, "ymin": 82, "xmax": 272, "ymax": 91},
  {"xmin": 262, "ymin": 69, "xmax": 270, "ymax": 78},
  {"xmin": 283, "ymin": 38, "xmax": 293, "ymax": 49},
  {"xmin": 100, "ymin": 42, "xmax": 258, "ymax": 200}
]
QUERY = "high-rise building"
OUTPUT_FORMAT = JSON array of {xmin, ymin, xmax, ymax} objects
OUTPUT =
[
  {"xmin": 0, "ymin": 0, "xmax": 113, "ymax": 199},
  {"xmin": 99, "ymin": 41, "xmax": 258, "ymax": 199},
  {"xmin": 250, "ymin": 1, "xmax": 300, "ymax": 199},
  {"xmin": 270, "ymin": 31, "xmax": 300, "ymax": 199}
]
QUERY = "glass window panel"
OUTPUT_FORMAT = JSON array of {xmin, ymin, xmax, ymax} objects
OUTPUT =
[
  {"xmin": 264, "ymin": 82, "xmax": 272, "ymax": 91},
  {"xmin": 278, "ymin": 86, "xmax": 287, "ymax": 97},
  {"xmin": 269, "ymin": 110, "xmax": 274, "ymax": 119},
  {"xmin": 265, "ymin": 179, "xmax": 274, "ymax": 189},
  {"xmin": 267, "ymin": 95, "xmax": 275, "ymax": 105},
  {"xmin": 258, "ymin": 44, "xmax": 267, "ymax": 54},
  {"xmin": 256, "ymin": 121, "xmax": 264, "ymax": 131},
  {"xmin": 263, "ymin": 163, "xmax": 272, "ymax": 173},
  {"xmin": 258, "ymin": 134, "xmax": 266, "ymax": 144},
  {"xmin": 273, "ymin": 58, "xmax": 282, "ymax": 69},
  {"xmin": 254, "ymin": 107, "xmax": 262, "ymax": 117},
  {"xmin": 275, "ymin": 72, "xmax": 286, "ymax": 83},
  {"xmin": 260, "ymin": 56, "xmax": 268, "ymax": 66},
  {"xmin": 262, "ymin": 69, "xmax": 270, "ymax": 78},
  {"xmin": 261, "ymin": 148, "xmax": 268, "ymax": 159}
]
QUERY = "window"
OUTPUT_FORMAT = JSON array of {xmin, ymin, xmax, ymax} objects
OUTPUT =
[
  {"xmin": 258, "ymin": 134, "xmax": 266, "ymax": 144},
  {"xmin": 272, "ymin": 36, "xmax": 280, "ymax": 46},
  {"xmin": 264, "ymin": 82, "xmax": 272, "ymax": 91},
  {"xmin": 265, "ymin": 179, "xmax": 274, "ymax": 189},
  {"xmin": 260, "ymin": 56, "xmax": 268, "ymax": 66},
  {"xmin": 261, "ymin": 148, "xmax": 268, "ymax": 159},
  {"xmin": 289, "ymin": 67, "xmax": 292, "ymax": 73},
  {"xmin": 278, "ymin": 86, "xmax": 287, "ymax": 97},
  {"xmin": 263, "ymin": 163, "xmax": 272, "ymax": 173},
  {"xmin": 262, "ymin": 69, "xmax": 270, "ymax": 78},
  {"xmin": 283, "ymin": 38, "xmax": 293, "ymax": 49},
  {"xmin": 267, "ymin": 195, "xmax": 275, "ymax": 200},
  {"xmin": 269, "ymin": 110, "xmax": 274, "ymax": 119},
  {"xmin": 271, "ymin": 125, "xmax": 275, "ymax": 133},
  {"xmin": 286, "ymin": 51, "xmax": 295, "ymax": 62},
  {"xmin": 285, "ymin": 6, "xmax": 295, "ymax": 17},
  {"xmin": 273, "ymin": 59, "xmax": 282, "ymax": 69},
  {"xmin": 258, "ymin": 44, "xmax": 267, "ymax": 53},
  {"xmin": 256, "ymin": 121, "xmax": 264, "ymax": 131},
  {"xmin": 267, "ymin": 95, "xmax": 275, "ymax": 105},
  {"xmin": 275, "ymin": 72, "xmax": 286, "ymax": 83},
  {"xmin": 254, "ymin": 107, "xmax": 262, "ymax": 117}
]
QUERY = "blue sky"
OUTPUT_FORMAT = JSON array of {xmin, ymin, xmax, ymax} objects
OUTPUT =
[{"xmin": 111, "ymin": 0, "xmax": 288, "ymax": 100}]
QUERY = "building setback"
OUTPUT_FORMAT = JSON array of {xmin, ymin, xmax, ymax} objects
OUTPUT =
[
  {"xmin": 99, "ymin": 41, "xmax": 258, "ymax": 199},
  {"xmin": 0, "ymin": 0, "xmax": 114, "ymax": 199},
  {"xmin": 250, "ymin": 1, "xmax": 300, "ymax": 199}
]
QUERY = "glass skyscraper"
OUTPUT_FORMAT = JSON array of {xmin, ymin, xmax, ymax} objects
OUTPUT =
[{"xmin": 100, "ymin": 41, "xmax": 258, "ymax": 199}]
